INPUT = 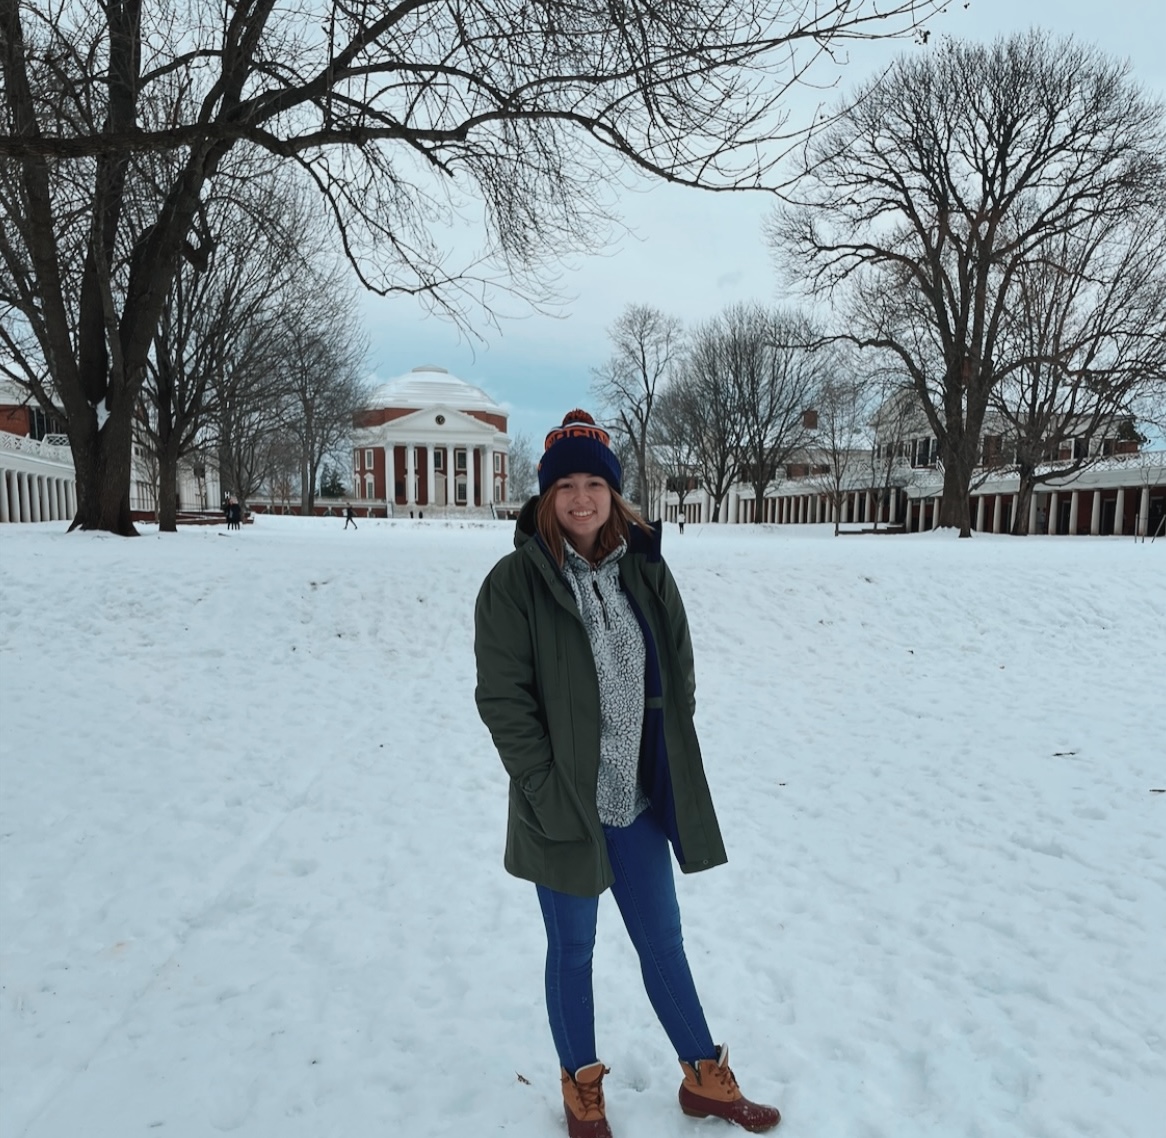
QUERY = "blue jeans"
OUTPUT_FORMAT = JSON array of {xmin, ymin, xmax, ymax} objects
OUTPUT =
[{"xmin": 536, "ymin": 809, "xmax": 717, "ymax": 1071}]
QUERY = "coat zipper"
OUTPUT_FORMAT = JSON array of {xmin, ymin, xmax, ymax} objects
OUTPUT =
[{"xmin": 591, "ymin": 570, "xmax": 611, "ymax": 630}]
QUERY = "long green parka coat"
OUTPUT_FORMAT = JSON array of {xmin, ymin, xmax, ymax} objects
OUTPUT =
[{"xmin": 473, "ymin": 498, "xmax": 727, "ymax": 897}]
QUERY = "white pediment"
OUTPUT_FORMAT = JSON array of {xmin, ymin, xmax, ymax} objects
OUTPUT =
[{"xmin": 359, "ymin": 403, "xmax": 508, "ymax": 444}]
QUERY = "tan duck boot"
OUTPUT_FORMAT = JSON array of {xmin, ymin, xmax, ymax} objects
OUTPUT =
[
  {"xmin": 561, "ymin": 1061, "xmax": 613, "ymax": 1138},
  {"xmin": 678, "ymin": 1045, "xmax": 780, "ymax": 1132}
]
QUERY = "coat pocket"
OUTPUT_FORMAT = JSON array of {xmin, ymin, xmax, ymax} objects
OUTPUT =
[{"xmin": 512, "ymin": 765, "xmax": 588, "ymax": 843}]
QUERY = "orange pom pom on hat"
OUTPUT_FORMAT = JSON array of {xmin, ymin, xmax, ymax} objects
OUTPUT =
[{"xmin": 537, "ymin": 409, "xmax": 623, "ymax": 494}]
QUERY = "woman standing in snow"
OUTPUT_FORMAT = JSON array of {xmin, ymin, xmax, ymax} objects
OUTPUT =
[{"xmin": 474, "ymin": 410, "xmax": 780, "ymax": 1138}]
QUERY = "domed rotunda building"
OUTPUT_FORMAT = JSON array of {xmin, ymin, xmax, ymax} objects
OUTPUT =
[{"xmin": 351, "ymin": 365, "xmax": 510, "ymax": 512}]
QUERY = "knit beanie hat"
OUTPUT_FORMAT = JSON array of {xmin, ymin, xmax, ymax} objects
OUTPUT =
[{"xmin": 537, "ymin": 409, "xmax": 623, "ymax": 494}]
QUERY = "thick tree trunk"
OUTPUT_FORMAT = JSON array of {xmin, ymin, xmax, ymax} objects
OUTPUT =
[
  {"xmin": 750, "ymin": 479, "xmax": 767, "ymax": 522},
  {"xmin": 1012, "ymin": 473, "xmax": 1035, "ymax": 537},
  {"xmin": 158, "ymin": 445, "xmax": 180, "ymax": 532},
  {"xmin": 67, "ymin": 409, "xmax": 138, "ymax": 535},
  {"xmin": 937, "ymin": 460, "xmax": 970, "ymax": 536}
]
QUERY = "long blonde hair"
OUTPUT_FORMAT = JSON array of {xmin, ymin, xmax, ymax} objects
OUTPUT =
[{"xmin": 535, "ymin": 485, "xmax": 652, "ymax": 567}]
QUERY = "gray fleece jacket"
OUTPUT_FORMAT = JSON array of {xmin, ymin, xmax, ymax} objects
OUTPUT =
[{"xmin": 562, "ymin": 541, "xmax": 649, "ymax": 827}]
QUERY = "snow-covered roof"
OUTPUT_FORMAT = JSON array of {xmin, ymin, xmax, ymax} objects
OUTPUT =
[{"xmin": 363, "ymin": 365, "xmax": 502, "ymax": 414}]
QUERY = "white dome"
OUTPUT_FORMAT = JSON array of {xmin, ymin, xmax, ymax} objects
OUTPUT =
[{"xmin": 365, "ymin": 365, "xmax": 503, "ymax": 414}]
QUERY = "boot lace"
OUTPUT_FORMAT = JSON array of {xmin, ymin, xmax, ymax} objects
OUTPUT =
[
  {"xmin": 708, "ymin": 1059, "xmax": 741, "ymax": 1098},
  {"xmin": 575, "ymin": 1069, "xmax": 607, "ymax": 1119}
]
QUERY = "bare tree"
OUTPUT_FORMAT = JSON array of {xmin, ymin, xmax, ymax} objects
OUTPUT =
[
  {"xmin": 211, "ymin": 319, "xmax": 288, "ymax": 510},
  {"xmin": 990, "ymin": 210, "xmax": 1166, "ymax": 533},
  {"xmin": 772, "ymin": 32, "xmax": 1166, "ymax": 536},
  {"xmin": 591, "ymin": 304, "xmax": 684, "ymax": 513},
  {"xmin": 278, "ymin": 304, "xmax": 370, "ymax": 516},
  {"xmin": 1, "ymin": 0, "xmax": 944, "ymax": 534},
  {"xmin": 651, "ymin": 381, "xmax": 701, "ymax": 522},
  {"xmin": 807, "ymin": 367, "xmax": 873, "ymax": 535},
  {"xmin": 675, "ymin": 314, "xmax": 749, "ymax": 521},
  {"xmin": 506, "ymin": 431, "xmax": 537, "ymax": 504},
  {"xmin": 262, "ymin": 429, "xmax": 302, "ymax": 514},
  {"xmin": 140, "ymin": 172, "xmax": 311, "ymax": 529},
  {"xmin": 732, "ymin": 305, "xmax": 824, "ymax": 522},
  {"xmin": 865, "ymin": 376, "xmax": 922, "ymax": 530}
]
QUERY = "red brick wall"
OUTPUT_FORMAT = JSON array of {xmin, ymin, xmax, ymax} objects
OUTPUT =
[
  {"xmin": 354, "ymin": 406, "xmax": 415, "ymax": 428},
  {"xmin": 0, "ymin": 406, "xmax": 30, "ymax": 436},
  {"xmin": 465, "ymin": 409, "xmax": 507, "ymax": 432}
]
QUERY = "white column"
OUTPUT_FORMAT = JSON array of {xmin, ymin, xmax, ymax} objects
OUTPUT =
[
  {"xmin": 1028, "ymin": 493, "xmax": 1038, "ymax": 535},
  {"xmin": 1048, "ymin": 491, "xmax": 1059, "ymax": 535},
  {"xmin": 465, "ymin": 445, "xmax": 476, "ymax": 508},
  {"xmin": 0, "ymin": 471, "xmax": 9, "ymax": 523},
  {"xmin": 934, "ymin": 497, "xmax": 943, "ymax": 530},
  {"xmin": 992, "ymin": 494, "xmax": 1002, "ymax": 533},
  {"xmin": 975, "ymin": 496, "xmax": 985, "ymax": 532},
  {"xmin": 1114, "ymin": 487, "xmax": 1125, "ymax": 535},
  {"xmin": 405, "ymin": 444, "xmax": 417, "ymax": 506},
  {"xmin": 1138, "ymin": 485, "xmax": 1150, "ymax": 537},
  {"xmin": 483, "ymin": 445, "xmax": 494, "ymax": 506},
  {"xmin": 1069, "ymin": 490, "xmax": 1080, "ymax": 535},
  {"xmin": 1091, "ymin": 490, "xmax": 1102, "ymax": 536},
  {"xmin": 726, "ymin": 485, "xmax": 737, "ymax": 524},
  {"xmin": 426, "ymin": 445, "xmax": 436, "ymax": 507},
  {"xmin": 30, "ymin": 476, "xmax": 42, "ymax": 522}
]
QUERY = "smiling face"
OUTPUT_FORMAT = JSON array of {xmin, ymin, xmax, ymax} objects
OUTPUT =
[{"xmin": 552, "ymin": 473, "xmax": 612, "ymax": 559}]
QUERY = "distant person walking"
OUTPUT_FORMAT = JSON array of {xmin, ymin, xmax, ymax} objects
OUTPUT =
[
  {"xmin": 678, "ymin": 515, "xmax": 685, "ymax": 535},
  {"xmin": 344, "ymin": 504, "xmax": 357, "ymax": 530},
  {"xmin": 474, "ymin": 409, "xmax": 780, "ymax": 1138},
  {"xmin": 227, "ymin": 495, "xmax": 241, "ymax": 531}
]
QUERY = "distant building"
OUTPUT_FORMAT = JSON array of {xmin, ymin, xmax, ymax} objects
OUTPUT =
[
  {"xmin": 349, "ymin": 365, "xmax": 511, "ymax": 514},
  {"xmin": 656, "ymin": 395, "xmax": 1166, "ymax": 537},
  {"xmin": 1, "ymin": 377, "xmax": 220, "ymax": 524},
  {"xmin": 0, "ymin": 378, "xmax": 75, "ymax": 524}
]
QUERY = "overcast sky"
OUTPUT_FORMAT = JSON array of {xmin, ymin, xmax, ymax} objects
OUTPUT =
[{"xmin": 357, "ymin": 0, "xmax": 1166, "ymax": 445}]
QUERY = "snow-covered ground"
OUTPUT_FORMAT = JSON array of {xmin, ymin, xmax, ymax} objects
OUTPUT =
[{"xmin": 1, "ymin": 517, "xmax": 1163, "ymax": 1138}]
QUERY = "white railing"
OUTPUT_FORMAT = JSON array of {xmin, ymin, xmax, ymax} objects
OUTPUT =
[{"xmin": 0, "ymin": 431, "xmax": 73, "ymax": 465}]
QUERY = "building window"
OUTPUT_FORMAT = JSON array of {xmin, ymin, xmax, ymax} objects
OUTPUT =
[
  {"xmin": 364, "ymin": 475, "xmax": 375, "ymax": 499},
  {"xmin": 434, "ymin": 449, "xmax": 444, "ymax": 471},
  {"xmin": 494, "ymin": 481, "xmax": 502, "ymax": 502},
  {"xmin": 364, "ymin": 448, "xmax": 374, "ymax": 468},
  {"xmin": 494, "ymin": 452, "xmax": 502, "ymax": 473},
  {"xmin": 353, "ymin": 450, "xmax": 361, "ymax": 473},
  {"xmin": 455, "ymin": 479, "xmax": 467, "ymax": 504},
  {"xmin": 29, "ymin": 407, "xmax": 64, "ymax": 441},
  {"xmin": 913, "ymin": 437, "xmax": 935, "ymax": 468},
  {"xmin": 455, "ymin": 449, "xmax": 467, "ymax": 471}
]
